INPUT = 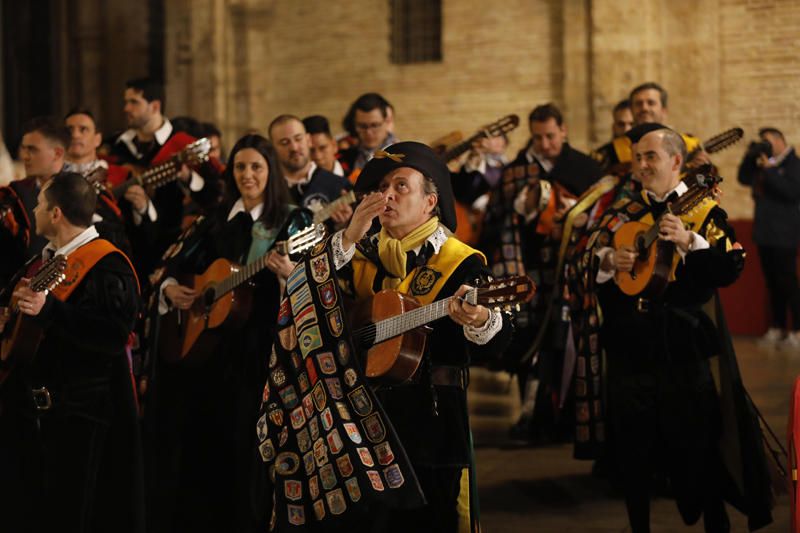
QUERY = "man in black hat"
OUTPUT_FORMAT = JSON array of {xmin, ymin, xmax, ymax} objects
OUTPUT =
[{"xmin": 330, "ymin": 141, "xmax": 514, "ymax": 532}]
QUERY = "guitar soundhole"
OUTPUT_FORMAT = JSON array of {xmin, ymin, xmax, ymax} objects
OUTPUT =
[
  {"xmin": 203, "ymin": 287, "xmax": 216, "ymax": 309},
  {"xmin": 635, "ymin": 235, "xmax": 648, "ymax": 259}
]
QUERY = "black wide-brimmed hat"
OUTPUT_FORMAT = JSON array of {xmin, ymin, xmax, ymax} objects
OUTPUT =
[
  {"xmin": 354, "ymin": 141, "xmax": 457, "ymax": 231},
  {"xmin": 625, "ymin": 122, "xmax": 668, "ymax": 144}
]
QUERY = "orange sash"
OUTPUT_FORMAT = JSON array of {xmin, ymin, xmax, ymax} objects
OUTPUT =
[{"xmin": 50, "ymin": 238, "xmax": 140, "ymax": 302}]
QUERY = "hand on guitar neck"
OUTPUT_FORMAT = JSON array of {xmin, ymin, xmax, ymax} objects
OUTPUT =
[
  {"xmin": 607, "ymin": 213, "xmax": 694, "ymax": 274},
  {"xmin": 12, "ymin": 279, "xmax": 47, "ymax": 317},
  {"xmin": 263, "ymin": 249, "xmax": 295, "ymax": 279},
  {"xmin": 448, "ymin": 284, "xmax": 491, "ymax": 328},
  {"xmin": 165, "ymin": 248, "xmax": 296, "ymax": 310},
  {"xmin": 657, "ymin": 213, "xmax": 693, "ymax": 253}
]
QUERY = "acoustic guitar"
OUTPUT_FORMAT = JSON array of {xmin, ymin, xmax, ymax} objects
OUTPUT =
[
  {"xmin": 434, "ymin": 114, "xmax": 521, "ymax": 245},
  {"xmin": 160, "ymin": 223, "xmax": 325, "ymax": 362},
  {"xmin": 0, "ymin": 254, "xmax": 68, "ymax": 384},
  {"xmin": 613, "ymin": 165, "xmax": 722, "ymax": 297},
  {"xmin": 350, "ymin": 274, "xmax": 535, "ymax": 383},
  {"xmin": 89, "ymin": 138, "xmax": 211, "ymax": 199}
]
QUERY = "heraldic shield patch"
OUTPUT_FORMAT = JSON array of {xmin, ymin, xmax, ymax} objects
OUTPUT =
[{"xmin": 257, "ymin": 238, "xmax": 424, "ymax": 530}]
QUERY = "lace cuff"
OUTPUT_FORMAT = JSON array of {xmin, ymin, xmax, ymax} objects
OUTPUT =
[
  {"xmin": 331, "ymin": 230, "xmax": 356, "ymax": 270},
  {"xmin": 158, "ymin": 277, "xmax": 178, "ymax": 315},
  {"xmin": 463, "ymin": 309, "xmax": 503, "ymax": 345}
]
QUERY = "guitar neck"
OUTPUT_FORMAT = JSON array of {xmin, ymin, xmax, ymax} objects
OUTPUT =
[
  {"xmin": 442, "ymin": 133, "xmax": 484, "ymax": 163},
  {"xmin": 357, "ymin": 295, "xmax": 457, "ymax": 345},
  {"xmin": 212, "ymin": 224, "xmax": 321, "ymax": 300},
  {"xmin": 640, "ymin": 183, "xmax": 711, "ymax": 248},
  {"xmin": 313, "ymin": 191, "xmax": 356, "ymax": 224},
  {"xmin": 112, "ymin": 159, "xmax": 180, "ymax": 197},
  {"xmin": 213, "ymin": 251, "xmax": 273, "ymax": 301}
]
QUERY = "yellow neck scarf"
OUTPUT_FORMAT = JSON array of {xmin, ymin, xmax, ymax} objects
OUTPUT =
[{"xmin": 378, "ymin": 216, "xmax": 440, "ymax": 288}]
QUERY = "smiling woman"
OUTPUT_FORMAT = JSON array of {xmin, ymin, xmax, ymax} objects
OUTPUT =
[{"xmin": 151, "ymin": 133, "xmax": 314, "ymax": 531}]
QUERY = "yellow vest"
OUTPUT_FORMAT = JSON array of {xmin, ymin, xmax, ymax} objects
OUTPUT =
[{"xmin": 351, "ymin": 236, "xmax": 486, "ymax": 305}]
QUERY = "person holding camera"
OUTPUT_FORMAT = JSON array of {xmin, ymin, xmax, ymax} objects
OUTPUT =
[{"xmin": 738, "ymin": 127, "xmax": 800, "ymax": 348}]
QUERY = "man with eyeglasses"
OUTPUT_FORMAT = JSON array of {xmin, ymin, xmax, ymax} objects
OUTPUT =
[{"xmin": 340, "ymin": 93, "xmax": 398, "ymax": 181}]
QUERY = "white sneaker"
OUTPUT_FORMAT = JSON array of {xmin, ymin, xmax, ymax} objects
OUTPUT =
[{"xmin": 758, "ymin": 328, "xmax": 784, "ymax": 346}]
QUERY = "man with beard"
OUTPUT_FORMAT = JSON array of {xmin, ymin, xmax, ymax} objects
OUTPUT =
[
  {"xmin": 109, "ymin": 78, "xmax": 221, "ymax": 278},
  {"xmin": 268, "ymin": 114, "xmax": 353, "ymax": 228}
]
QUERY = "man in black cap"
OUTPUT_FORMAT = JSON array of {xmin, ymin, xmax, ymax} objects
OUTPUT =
[{"xmin": 330, "ymin": 141, "xmax": 514, "ymax": 532}]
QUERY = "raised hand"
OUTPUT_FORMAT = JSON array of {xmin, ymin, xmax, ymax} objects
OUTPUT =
[{"xmin": 342, "ymin": 192, "xmax": 387, "ymax": 249}]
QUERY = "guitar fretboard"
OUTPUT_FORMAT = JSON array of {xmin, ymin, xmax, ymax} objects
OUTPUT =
[
  {"xmin": 355, "ymin": 291, "xmax": 478, "ymax": 346},
  {"xmin": 313, "ymin": 191, "xmax": 356, "ymax": 224},
  {"xmin": 212, "ymin": 253, "xmax": 269, "ymax": 301},
  {"xmin": 211, "ymin": 225, "xmax": 321, "ymax": 302}
]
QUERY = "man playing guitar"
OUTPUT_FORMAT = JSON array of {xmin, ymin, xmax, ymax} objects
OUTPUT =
[
  {"xmin": 329, "ymin": 141, "xmax": 513, "ymax": 532},
  {"xmin": 0, "ymin": 172, "xmax": 143, "ymax": 532},
  {"xmin": 590, "ymin": 128, "xmax": 752, "ymax": 532}
]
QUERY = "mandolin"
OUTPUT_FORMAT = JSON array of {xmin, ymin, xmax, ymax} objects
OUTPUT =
[
  {"xmin": 613, "ymin": 165, "xmax": 723, "ymax": 297},
  {"xmin": 350, "ymin": 275, "xmax": 535, "ymax": 383},
  {"xmin": 160, "ymin": 223, "xmax": 326, "ymax": 362},
  {"xmin": 100, "ymin": 137, "xmax": 211, "ymax": 199},
  {"xmin": 0, "ymin": 254, "xmax": 68, "ymax": 384}
]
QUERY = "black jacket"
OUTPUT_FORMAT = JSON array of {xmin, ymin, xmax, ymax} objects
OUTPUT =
[{"xmin": 737, "ymin": 146, "xmax": 800, "ymax": 247}]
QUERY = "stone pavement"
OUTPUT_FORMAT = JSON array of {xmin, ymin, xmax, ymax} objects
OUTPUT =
[{"xmin": 471, "ymin": 338, "xmax": 797, "ymax": 532}]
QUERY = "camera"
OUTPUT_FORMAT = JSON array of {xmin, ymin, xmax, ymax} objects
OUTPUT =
[{"xmin": 747, "ymin": 140, "xmax": 773, "ymax": 158}]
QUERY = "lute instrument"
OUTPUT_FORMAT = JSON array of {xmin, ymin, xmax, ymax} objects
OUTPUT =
[
  {"xmin": 349, "ymin": 275, "xmax": 535, "ymax": 383},
  {"xmin": 98, "ymin": 137, "xmax": 211, "ymax": 199},
  {"xmin": 160, "ymin": 222, "xmax": 326, "ymax": 362},
  {"xmin": 613, "ymin": 165, "xmax": 723, "ymax": 297},
  {"xmin": 0, "ymin": 254, "xmax": 68, "ymax": 384}
]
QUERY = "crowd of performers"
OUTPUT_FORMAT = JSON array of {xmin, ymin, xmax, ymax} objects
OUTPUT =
[{"xmin": 0, "ymin": 78, "xmax": 782, "ymax": 532}]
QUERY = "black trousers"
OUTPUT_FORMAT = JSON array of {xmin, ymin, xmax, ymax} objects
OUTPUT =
[{"xmin": 758, "ymin": 245, "xmax": 800, "ymax": 331}]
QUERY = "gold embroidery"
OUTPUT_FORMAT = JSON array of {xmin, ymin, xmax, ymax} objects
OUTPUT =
[{"xmin": 373, "ymin": 150, "xmax": 405, "ymax": 163}]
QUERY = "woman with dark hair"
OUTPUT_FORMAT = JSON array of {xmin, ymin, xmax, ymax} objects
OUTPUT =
[{"xmin": 150, "ymin": 134, "xmax": 311, "ymax": 533}]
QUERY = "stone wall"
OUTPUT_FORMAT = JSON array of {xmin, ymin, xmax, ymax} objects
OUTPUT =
[{"xmin": 164, "ymin": 0, "xmax": 800, "ymax": 219}]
